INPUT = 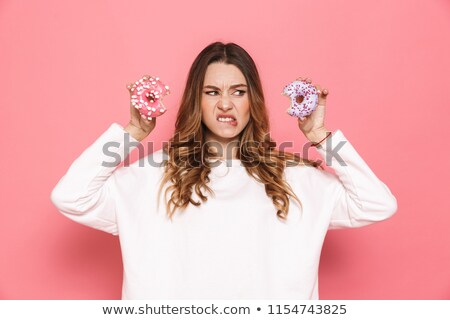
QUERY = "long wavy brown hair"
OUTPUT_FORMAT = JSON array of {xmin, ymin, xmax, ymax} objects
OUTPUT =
[{"xmin": 157, "ymin": 41, "xmax": 323, "ymax": 221}]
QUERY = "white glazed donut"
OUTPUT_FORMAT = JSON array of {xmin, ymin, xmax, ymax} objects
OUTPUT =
[
  {"xmin": 282, "ymin": 80, "xmax": 319, "ymax": 119},
  {"xmin": 128, "ymin": 75, "xmax": 170, "ymax": 120}
]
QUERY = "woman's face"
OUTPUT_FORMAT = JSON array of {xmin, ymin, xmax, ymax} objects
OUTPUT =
[{"xmin": 201, "ymin": 62, "xmax": 250, "ymax": 146}]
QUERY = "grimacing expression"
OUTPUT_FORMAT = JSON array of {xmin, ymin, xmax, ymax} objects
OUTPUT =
[{"xmin": 201, "ymin": 62, "xmax": 251, "ymax": 142}]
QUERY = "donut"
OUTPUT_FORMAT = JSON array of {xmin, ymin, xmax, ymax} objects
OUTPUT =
[
  {"xmin": 129, "ymin": 75, "xmax": 170, "ymax": 120},
  {"xmin": 282, "ymin": 80, "xmax": 319, "ymax": 119}
]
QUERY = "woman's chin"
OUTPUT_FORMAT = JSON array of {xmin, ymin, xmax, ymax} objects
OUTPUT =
[{"xmin": 212, "ymin": 128, "xmax": 241, "ymax": 140}]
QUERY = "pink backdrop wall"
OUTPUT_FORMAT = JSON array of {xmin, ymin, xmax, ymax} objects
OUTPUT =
[{"xmin": 1, "ymin": 0, "xmax": 449, "ymax": 299}]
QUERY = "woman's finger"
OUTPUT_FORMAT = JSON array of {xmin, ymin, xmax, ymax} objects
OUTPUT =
[
  {"xmin": 315, "ymin": 85, "xmax": 329, "ymax": 96},
  {"xmin": 315, "ymin": 84, "xmax": 329, "ymax": 105}
]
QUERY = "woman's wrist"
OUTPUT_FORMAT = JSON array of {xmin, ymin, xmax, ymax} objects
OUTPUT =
[
  {"xmin": 306, "ymin": 128, "xmax": 332, "ymax": 147},
  {"xmin": 124, "ymin": 123, "xmax": 147, "ymax": 142}
]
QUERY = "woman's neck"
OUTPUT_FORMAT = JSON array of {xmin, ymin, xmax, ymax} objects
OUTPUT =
[{"xmin": 204, "ymin": 132, "xmax": 240, "ymax": 160}]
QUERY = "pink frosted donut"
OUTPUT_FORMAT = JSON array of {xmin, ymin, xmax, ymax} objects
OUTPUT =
[
  {"xmin": 129, "ymin": 75, "xmax": 170, "ymax": 120},
  {"xmin": 282, "ymin": 80, "xmax": 319, "ymax": 119}
]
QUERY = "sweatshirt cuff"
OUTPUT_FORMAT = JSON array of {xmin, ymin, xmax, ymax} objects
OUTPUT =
[
  {"xmin": 111, "ymin": 122, "xmax": 140, "ymax": 144},
  {"xmin": 314, "ymin": 129, "xmax": 347, "ymax": 166},
  {"xmin": 104, "ymin": 123, "xmax": 141, "ymax": 164}
]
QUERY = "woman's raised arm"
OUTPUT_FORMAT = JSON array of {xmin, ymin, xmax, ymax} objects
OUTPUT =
[
  {"xmin": 50, "ymin": 76, "xmax": 158, "ymax": 235},
  {"xmin": 294, "ymin": 76, "xmax": 397, "ymax": 229},
  {"xmin": 315, "ymin": 130, "xmax": 398, "ymax": 229},
  {"xmin": 50, "ymin": 123, "xmax": 142, "ymax": 235}
]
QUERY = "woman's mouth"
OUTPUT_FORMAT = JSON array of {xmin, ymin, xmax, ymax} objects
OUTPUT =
[{"xmin": 217, "ymin": 116, "xmax": 237, "ymax": 126}]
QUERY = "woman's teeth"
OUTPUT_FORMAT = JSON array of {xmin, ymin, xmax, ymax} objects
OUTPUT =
[{"xmin": 218, "ymin": 117, "xmax": 235, "ymax": 122}]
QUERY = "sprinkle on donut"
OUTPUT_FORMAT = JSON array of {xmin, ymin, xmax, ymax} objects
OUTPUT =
[
  {"xmin": 282, "ymin": 80, "xmax": 319, "ymax": 119},
  {"xmin": 129, "ymin": 75, "xmax": 170, "ymax": 120}
]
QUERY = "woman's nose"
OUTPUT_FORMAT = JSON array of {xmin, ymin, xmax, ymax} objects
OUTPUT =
[{"xmin": 218, "ymin": 95, "xmax": 233, "ymax": 110}]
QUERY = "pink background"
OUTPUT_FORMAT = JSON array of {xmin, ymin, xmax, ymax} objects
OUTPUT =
[{"xmin": 1, "ymin": 0, "xmax": 449, "ymax": 299}]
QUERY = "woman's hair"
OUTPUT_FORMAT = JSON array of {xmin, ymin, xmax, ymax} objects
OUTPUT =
[{"xmin": 157, "ymin": 41, "xmax": 323, "ymax": 221}]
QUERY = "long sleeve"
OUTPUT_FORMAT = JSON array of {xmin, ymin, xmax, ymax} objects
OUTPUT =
[
  {"xmin": 50, "ymin": 123, "xmax": 140, "ymax": 235},
  {"xmin": 315, "ymin": 130, "xmax": 398, "ymax": 229}
]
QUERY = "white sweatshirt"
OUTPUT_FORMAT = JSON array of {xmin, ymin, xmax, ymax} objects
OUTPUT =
[{"xmin": 50, "ymin": 123, "xmax": 397, "ymax": 299}]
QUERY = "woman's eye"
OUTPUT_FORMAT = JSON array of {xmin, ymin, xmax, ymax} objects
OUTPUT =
[{"xmin": 204, "ymin": 90, "xmax": 246, "ymax": 96}]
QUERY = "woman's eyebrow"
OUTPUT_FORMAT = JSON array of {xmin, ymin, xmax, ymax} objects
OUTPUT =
[{"xmin": 203, "ymin": 84, "xmax": 248, "ymax": 89}]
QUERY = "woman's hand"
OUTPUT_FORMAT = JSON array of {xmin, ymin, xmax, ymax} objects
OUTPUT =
[
  {"xmin": 124, "ymin": 75, "xmax": 157, "ymax": 142},
  {"xmin": 295, "ymin": 77, "xmax": 330, "ymax": 145}
]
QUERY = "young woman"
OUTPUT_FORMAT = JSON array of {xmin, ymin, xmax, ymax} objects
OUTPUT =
[{"xmin": 51, "ymin": 42, "xmax": 398, "ymax": 299}]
